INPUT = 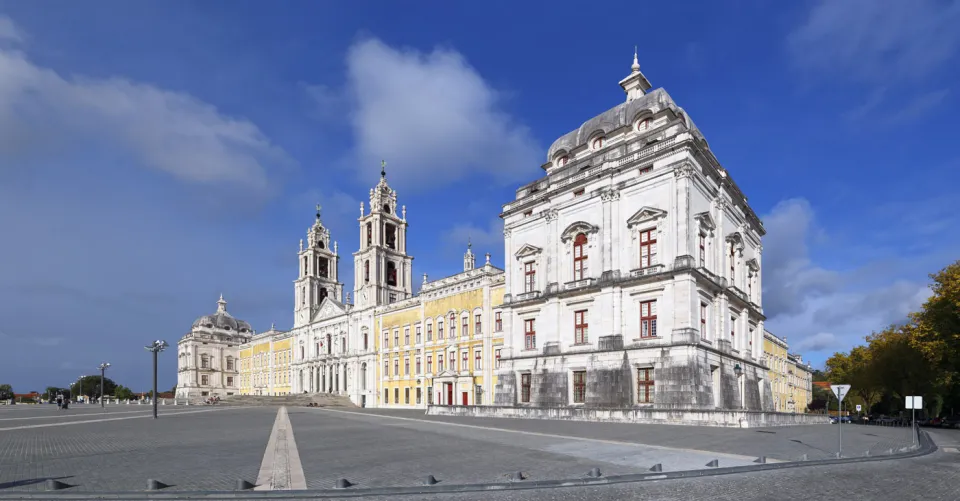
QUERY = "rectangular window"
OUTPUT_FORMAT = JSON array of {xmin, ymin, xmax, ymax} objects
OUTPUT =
[
  {"xmin": 574, "ymin": 310, "xmax": 588, "ymax": 344},
  {"xmin": 462, "ymin": 351, "xmax": 468, "ymax": 371},
  {"xmin": 427, "ymin": 355, "xmax": 432, "ymax": 374},
  {"xmin": 416, "ymin": 356, "xmax": 421, "ymax": 374},
  {"xmin": 524, "ymin": 318, "xmax": 536, "ymax": 349},
  {"xmin": 426, "ymin": 323, "xmax": 433, "ymax": 341},
  {"xmin": 226, "ymin": 376, "xmax": 234, "ymax": 386},
  {"xmin": 450, "ymin": 351, "xmax": 457, "ymax": 371},
  {"xmin": 201, "ymin": 375, "xmax": 209, "ymax": 385},
  {"xmin": 640, "ymin": 229, "xmax": 657, "ymax": 268},
  {"xmin": 495, "ymin": 348, "xmax": 502, "ymax": 369},
  {"xmin": 637, "ymin": 368, "xmax": 654, "ymax": 403},
  {"xmin": 404, "ymin": 328, "xmax": 410, "ymax": 346},
  {"xmin": 404, "ymin": 358, "xmax": 409, "ymax": 375},
  {"xmin": 573, "ymin": 188, "xmax": 584, "ymax": 197},
  {"xmin": 521, "ymin": 373, "xmax": 531, "ymax": 403},
  {"xmin": 383, "ymin": 360, "xmax": 389, "ymax": 377},
  {"xmin": 475, "ymin": 314, "xmax": 482, "ymax": 335},
  {"xmin": 495, "ymin": 312, "xmax": 502, "ymax": 332},
  {"xmin": 700, "ymin": 303, "xmax": 708, "ymax": 339},
  {"xmin": 394, "ymin": 388, "xmax": 399, "ymax": 404},
  {"xmin": 438, "ymin": 320, "xmax": 444, "ymax": 340},
  {"xmin": 405, "ymin": 388, "xmax": 410, "ymax": 404},
  {"xmin": 699, "ymin": 233, "xmax": 706, "ymax": 267},
  {"xmin": 462, "ymin": 316, "xmax": 469, "ymax": 336},
  {"xmin": 573, "ymin": 371, "xmax": 586, "ymax": 403},
  {"xmin": 640, "ymin": 300, "xmax": 657, "ymax": 338},
  {"xmin": 474, "ymin": 350, "xmax": 482, "ymax": 370},
  {"xmin": 383, "ymin": 331, "xmax": 389, "ymax": 349},
  {"xmin": 524, "ymin": 210, "xmax": 532, "ymax": 217},
  {"xmin": 524, "ymin": 262, "xmax": 536, "ymax": 293},
  {"xmin": 384, "ymin": 389, "xmax": 389, "ymax": 404},
  {"xmin": 394, "ymin": 329, "xmax": 399, "ymax": 346},
  {"xmin": 393, "ymin": 359, "xmax": 399, "ymax": 376},
  {"xmin": 729, "ymin": 244, "xmax": 736, "ymax": 283},
  {"xmin": 416, "ymin": 325, "xmax": 421, "ymax": 344},
  {"xmin": 427, "ymin": 386, "xmax": 433, "ymax": 405},
  {"xmin": 573, "ymin": 235, "xmax": 587, "ymax": 280},
  {"xmin": 438, "ymin": 354, "xmax": 444, "ymax": 372}
]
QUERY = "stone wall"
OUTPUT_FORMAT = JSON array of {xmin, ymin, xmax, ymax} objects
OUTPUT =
[{"xmin": 427, "ymin": 404, "xmax": 831, "ymax": 428}]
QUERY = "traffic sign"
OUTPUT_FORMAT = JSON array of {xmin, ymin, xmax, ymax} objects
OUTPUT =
[
  {"xmin": 831, "ymin": 384, "xmax": 851, "ymax": 402},
  {"xmin": 856, "ymin": 404, "xmax": 862, "ymax": 412},
  {"xmin": 905, "ymin": 396, "xmax": 923, "ymax": 410}
]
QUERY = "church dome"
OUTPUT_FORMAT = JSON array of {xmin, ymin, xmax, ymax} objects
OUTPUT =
[{"xmin": 191, "ymin": 295, "xmax": 254, "ymax": 334}]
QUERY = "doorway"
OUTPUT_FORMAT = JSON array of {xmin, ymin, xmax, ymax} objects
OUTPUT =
[
  {"xmin": 445, "ymin": 383, "xmax": 453, "ymax": 406},
  {"xmin": 462, "ymin": 391, "xmax": 468, "ymax": 406}
]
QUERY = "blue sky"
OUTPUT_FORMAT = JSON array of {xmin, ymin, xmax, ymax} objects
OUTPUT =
[{"xmin": 1, "ymin": 0, "xmax": 958, "ymax": 392}]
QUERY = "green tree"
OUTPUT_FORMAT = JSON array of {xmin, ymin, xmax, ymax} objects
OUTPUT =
[
  {"xmin": 0, "ymin": 384, "xmax": 13, "ymax": 400},
  {"xmin": 912, "ymin": 260, "xmax": 960, "ymax": 386},
  {"xmin": 70, "ymin": 375, "xmax": 118, "ymax": 400},
  {"xmin": 114, "ymin": 385, "xmax": 134, "ymax": 400}
]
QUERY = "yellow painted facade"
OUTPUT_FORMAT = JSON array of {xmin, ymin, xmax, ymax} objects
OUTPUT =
[
  {"xmin": 762, "ymin": 330, "xmax": 792, "ymax": 412},
  {"xmin": 238, "ymin": 328, "xmax": 294, "ymax": 396},
  {"xmin": 787, "ymin": 355, "xmax": 813, "ymax": 412}
]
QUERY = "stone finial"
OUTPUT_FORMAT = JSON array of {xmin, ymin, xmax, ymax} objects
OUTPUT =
[
  {"xmin": 402, "ymin": 205, "xmax": 407, "ymax": 221},
  {"xmin": 334, "ymin": 241, "xmax": 338, "ymax": 255},
  {"xmin": 217, "ymin": 294, "xmax": 227, "ymax": 313},
  {"xmin": 299, "ymin": 239, "xmax": 303, "ymax": 251},
  {"xmin": 346, "ymin": 292, "xmax": 351, "ymax": 304},
  {"xmin": 485, "ymin": 252, "xmax": 491, "ymax": 265},
  {"xmin": 632, "ymin": 46, "xmax": 640, "ymax": 73},
  {"xmin": 422, "ymin": 272, "xmax": 428, "ymax": 285},
  {"xmin": 315, "ymin": 203, "xmax": 322, "ymax": 221},
  {"xmin": 381, "ymin": 159, "xmax": 386, "ymax": 179},
  {"xmin": 271, "ymin": 322, "xmax": 276, "ymax": 331},
  {"xmin": 360, "ymin": 201, "xmax": 365, "ymax": 217}
]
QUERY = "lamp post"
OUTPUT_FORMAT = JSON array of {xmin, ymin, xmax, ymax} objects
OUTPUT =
[
  {"xmin": 734, "ymin": 364, "xmax": 744, "ymax": 409},
  {"xmin": 144, "ymin": 340, "xmax": 169, "ymax": 419},
  {"xmin": 97, "ymin": 362, "xmax": 111, "ymax": 408},
  {"xmin": 77, "ymin": 375, "xmax": 83, "ymax": 404}
]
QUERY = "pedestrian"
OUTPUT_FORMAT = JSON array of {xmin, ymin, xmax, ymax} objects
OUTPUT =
[{"xmin": 55, "ymin": 393, "xmax": 63, "ymax": 410}]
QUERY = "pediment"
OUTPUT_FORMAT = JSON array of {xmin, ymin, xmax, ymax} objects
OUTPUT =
[
  {"xmin": 725, "ymin": 231, "xmax": 745, "ymax": 249},
  {"xmin": 694, "ymin": 211, "xmax": 716, "ymax": 231},
  {"xmin": 434, "ymin": 369, "xmax": 459, "ymax": 379},
  {"xmin": 626, "ymin": 206, "xmax": 667, "ymax": 228},
  {"xmin": 514, "ymin": 243, "xmax": 543, "ymax": 260},
  {"xmin": 312, "ymin": 297, "xmax": 347, "ymax": 321},
  {"xmin": 560, "ymin": 221, "xmax": 600, "ymax": 242},
  {"xmin": 746, "ymin": 258, "xmax": 760, "ymax": 271}
]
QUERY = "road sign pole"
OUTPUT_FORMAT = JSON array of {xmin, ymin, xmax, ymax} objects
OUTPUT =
[{"xmin": 839, "ymin": 396, "xmax": 842, "ymax": 457}]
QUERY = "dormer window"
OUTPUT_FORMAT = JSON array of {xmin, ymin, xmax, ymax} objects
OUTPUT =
[
  {"xmin": 557, "ymin": 156, "xmax": 569, "ymax": 167},
  {"xmin": 592, "ymin": 136, "xmax": 605, "ymax": 150},
  {"xmin": 637, "ymin": 118, "xmax": 651, "ymax": 132}
]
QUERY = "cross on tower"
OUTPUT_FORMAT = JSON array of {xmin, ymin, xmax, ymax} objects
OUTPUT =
[
  {"xmin": 315, "ymin": 203, "xmax": 322, "ymax": 220},
  {"xmin": 381, "ymin": 160, "xmax": 386, "ymax": 178}
]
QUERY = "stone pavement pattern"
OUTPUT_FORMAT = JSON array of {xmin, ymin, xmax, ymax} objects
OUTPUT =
[{"xmin": 0, "ymin": 404, "xmax": 922, "ymax": 493}]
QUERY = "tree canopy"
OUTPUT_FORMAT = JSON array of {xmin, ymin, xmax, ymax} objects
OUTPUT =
[
  {"xmin": 70, "ymin": 375, "xmax": 118, "ymax": 399},
  {"xmin": 0, "ymin": 384, "xmax": 12, "ymax": 400}
]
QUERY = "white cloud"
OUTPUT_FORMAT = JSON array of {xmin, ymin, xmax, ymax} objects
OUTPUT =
[
  {"xmin": 0, "ymin": 15, "xmax": 22, "ymax": 43},
  {"xmin": 0, "ymin": 27, "xmax": 294, "ymax": 201},
  {"xmin": 788, "ymin": 0, "xmax": 960, "ymax": 84},
  {"xmin": 443, "ymin": 218, "xmax": 503, "ymax": 255},
  {"xmin": 314, "ymin": 38, "xmax": 542, "ymax": 191},
  {"xmin": 793, "ymin": 332, "xmax": 837, "ymax": 353}
]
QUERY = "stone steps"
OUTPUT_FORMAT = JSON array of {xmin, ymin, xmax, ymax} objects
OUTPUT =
[{"xmin": 216, "ymin": 393, "xmax": 355, "ymax": 408}]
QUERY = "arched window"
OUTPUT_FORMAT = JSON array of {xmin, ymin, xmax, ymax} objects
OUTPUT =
[
  {"xmin": 557, "ymin": 156, "xmax": 568, "ymax": 167},
  {"xmin": 386, "ymin": 261, "xmax": 397, "ymax": 286},
  {"xmin": 366, "ymin": 222, "xmax": 372, "ymax": 246},
  {"xmin": 364, "ymin": 260, "xmax": 370, "ymax": 283},
  {"xmin": 450, "ymin": 313, "xmax": 457, "ymax": 338},
  {"xmin": 319, "ymin": 287, "xmax": 328, "ymax": 303},
  {"xmin": 637, "ymin": 118, "xmax": 651, "ymax": 132},
  {"xmin": 573, "ymin": 233, "xmax": 588, "ymax": 280},
  {"xmin": 592, "ymin": 136, "xmax": 604, "ymax": 150}
]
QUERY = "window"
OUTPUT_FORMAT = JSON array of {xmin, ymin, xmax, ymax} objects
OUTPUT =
[
  {"xmin": 427, "ymin": 355, "xmax": 433, "ymax": 373},
  {"xmin": 364, "ymin": 260, "xmax": 370, "ymax": 283},
  {"xmin": 366, "ymin": 223, "xmax": 372, "ymax": 246},
  {"xmin": 700, "ymin": 303, "xmax": 708, "ymax": 338},
  {"xmin": 404, "ymin": 328, "xmax": 410, "ymax": 346},
  {"xmin": 450, "ymin": 313, "xmax": 457, "ymax": 338},
  {"xmin": 394, "ymin": 329, "xmax": 399, "ymax": 346},
  {"xmin": 201, "ymin": 375, "xmax": 209, "ymax": 385},
  {"xmin": 521, "ymin": 373, "xmax": 531, "ymax": 403},
  {"xmin": 524, "ymin": 319, "xmax": 536, "ymax": 350},
  {"xmin": 462, "ymin": 316, "xmax": 469, "ymax": 336},
  {"xmin": 318, "ymin": 258, "xmax": 329, "ymax": 278},
  {"xmin": 394, "ymin": 388, "xmax": 399, "ymax": 404},
  {"xmin": 558, "ymin": 155, "xmax": 569, "ymax": 167},
  {"xmin": 200, "ymin": 355, "xmax": 209, "ymax": 369},
  {"xmin": 450, "ymin": 351, "xmax": 457, "ymax": 370},
  {"xmin": 524, "ymin": 210, "xmax": 533, "ymax": 217},
  {"xmin": 495, "ymin": 349, "xmax": 502, "ymax": 369},
  {"xmin": 426, "ymin": 323, "xmax": 433, "ymax": 341},
  {"xmin": 404, "ymin": 388, "xmax": 410, "ymax": 404},
  {"xmin": 524, "ymin": 262, "xmax": 536, "ymax": 292},
  {"xmin": 475, "ymin": 385, "xmax": 482, "ymax": 405},
  {"xmin": 573, "ymin": 371, "xmax": 586, "ymax": 403},
  {"xmin": 637, "ymin": 368, "xmax": 654, "ymax": 403},
  {"xmin": 475, "ymin": 350, "xmax": 482, "ymax": 370},
  {"xmin": 341, "ymin": 337, "xmax": 346, "ymax": 353},
  {"xmin": 384, "ymin": 389, "xmax": 389, "ymax": 404},
  {"xmin": 475, "ymin": 314, "xmax": 482, "ymax": 335},
  {"xmin": 315, "ymin": 342, "xmax": 320, "ymax": 357},
  {"xmin": 729, "ymin": 244, "xmax": 736, "ymax": 283},
  {"xmin": 300, "ymin": 346, "xmax": 304, "ymax": 359},
  {"xmin": 731, "ymin": 315, "xmax": 737, "ymax": 340},
  {"xmin": 389, "ymin": 293, "xmax": 396, "ymax": 303},
  {"xmin": 383, "ymin": 360, "xmax": 389, "ymax": 378},
  {"xmin": 416, "ymin": 357, "xmax": 421, "ymax": 374},
  {"xmin": 387, "ymin": 261, "xmax": 397, "ymax": 286},
  {"xmin": 462, "ymin": 351, "xmax": 468, "ymax": 371},
  {"xmin": 495, "ymin": 312, "xmax": 502, "ymax": 332},
  {"xmin": 385, "ymin": 223, "xmax": 397, "ymax": 250},
  {"xmin": 383, "ymin": 331, "xmax": 389, "ymax": 349},
  {"xmin": 592, "ymin": 136, "xmax": 604, "ymax": 150},
  {"xmin": 640, "ymin": 229, "xmax": 657, "ymax": 268},
  {"xmin": 637, "ymin": 118, "xmax": 651, "ymax": 131},
  {"xmin": 363, "ymin": 332, "xmax": 368, "ymax": 351},
  {"xmin": 404, "ymin": 358, "xmax": 409, "ymax": 375},
  {"xmin": 438, "ymin": 319, "xmax": 444, "ymax": 340},
  {"xmin": 573, "ymin": 233, "xmax": 588, "ymax": 280},
  {"xmin": 699, "ymin": 233, "xmax": 706, "ymax": 267},
  {"xmin": 226, "ymin": 357, "xmax": 234, "ymax": 371},
  {"xmin": 573, "ymin": 188, "xmax": 584, "ymax": 197},
  {"xmin": 437, "ymin": 354, "xmax": 444, "ymax": 371},
  {"xmin": 640, "ymin": 300, "xmax": 657, "ymax": 338},
  {"xmin": 227, "ymin": 376, "xmax": 234, "ymax": 386},
  {"xmin": 574, "ymin": 310, "xmax": 588, "ymax": 344},
  {"xmin": 393, "ymin": 359, "xmax": 399, "ymax": 376},
  {"xmin": 416, "ymin": 325, "xmax": 421, "ymax": 344}
]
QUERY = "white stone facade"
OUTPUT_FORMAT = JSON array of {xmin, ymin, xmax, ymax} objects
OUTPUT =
[
  {"xmin": 176, "ymin": 296, "xmax": 251, "ymax": 400},
  {"xmin": 494, "ymin": 55, "xmax": 771, "ymax": 412}
]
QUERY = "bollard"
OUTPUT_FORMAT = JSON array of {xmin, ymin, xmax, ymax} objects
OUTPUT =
[
  {"xmin": 236, "ymin": 479, "xmax": 256, "ymax": 490},
  {"xmin": 162, "ymin": 399, "xmax": 166, "ymax": 406},
  {"xmin": 45, "ymin": 479, "xmax": 71, "ymax": 491},
  {"xmin": 705, "ymin": 459, "xmax": 719, "ymax": 468},
  {"xmin": 649, "ymin": 463, "xmax": 663, "ymax": 472},
  {"xmin": 126, "ymin": 399, "xmax": 130, "ymax": 405},
  {"xmin": 422, "ymin": 475, "xmax": 439, "ymax": 486},
  {"xmin": 753, "ymin": 456, "xmax": 767, "ymax": 464},
  {"xmin": 146, "ymin": 479, "xmax": 169, "ymax": 490},
  {"xmin": 510, "ymin": 471, "xmax": 525, "ymax": 481},
  {"xmin": 587, "ymin": 467, "xmax": 602, "ymax": 478},
  {"xmin": 335, "ymin": 478, "xmax": 353, "ymax": 489}
]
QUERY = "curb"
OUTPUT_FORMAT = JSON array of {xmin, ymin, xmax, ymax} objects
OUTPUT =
[{"xmin": 0, "ymin": 431, "xmax": 937, "ymax": 500}]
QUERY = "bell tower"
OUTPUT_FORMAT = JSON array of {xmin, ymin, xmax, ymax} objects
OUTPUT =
[
  {"xmin": 353, "ymin": 161, "xmax": 414, "ymax": 309},
  {"xmin": 294, "ymin": 204, "xmax": 344, "ymax": 327}
]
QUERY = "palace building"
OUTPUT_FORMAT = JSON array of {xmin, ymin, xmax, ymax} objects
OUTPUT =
[{"xmin": 176, "ymin": 295, "xmax": 253, "ymax": 400}]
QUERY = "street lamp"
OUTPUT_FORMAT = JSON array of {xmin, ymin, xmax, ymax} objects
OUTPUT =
[
  {"xmin": 98, "ymin": 362, "xmax": 111, "ymax": 408},
  {"xmin": 77, "ymin": 375, "xmax": 84, "ymax": 404},
  {"xmin": 144, "ymin": 340, "xmax": 169, "ymax": 419},
  {"xmin": 734, "ymin": 364, "xmax": 744, "ymax": 409}
]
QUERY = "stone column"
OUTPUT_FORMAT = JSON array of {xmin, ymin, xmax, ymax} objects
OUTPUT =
[
  {"xmin": 545, "ymin": 209, "xmax": 558, "ymax": 285},
  {"xmin": 675, "ymin": 163, "xmax": 694, "ymax": 258}
]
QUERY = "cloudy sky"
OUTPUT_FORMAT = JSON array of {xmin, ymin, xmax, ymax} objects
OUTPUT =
[{"xmin": 1, "ymin": 0, "xmax": 957, "ymax": 392}]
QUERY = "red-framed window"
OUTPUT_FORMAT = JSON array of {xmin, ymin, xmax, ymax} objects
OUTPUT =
[
  {"xmin": 462, "ymin": 351, "xmax": 468, "ymax": 370},
  {"xmin": 450, "ymin": 351, "xmax": 457, "ymax": 371},
  {"xmin": 637, "ymin": 117, "xmax": 651, "ymax": 131},
  {"xmin": 637, "ymin": 368, "xmax": 654, "ymax": 403},
  {"xmin": 573, "ymin": 371, "xmax": 586, "ymax": 403},
  {"xmin": 475, "ymin": 350, "xmax": 482, "ymax": 370},
  {"xmin": 426, "ymin": 323, "xmax": 433, "ymax": 341},
  {"xmin": 450, "ymin": 313, "xmax": 457, "ymax": 338},
  {"xmin": 415, "ymin": 357, "xmax": 421, "ymax": 374},
  {"xmin": 524, "ymin": 319, "xmax": 536, "ymax": 350},
  {"xmin": 475, "ymin": 314, "xmax": 482, "ymax": 335},
  {"xmin": 700, "ymin": 303, "xmax": 707, "ymax": 338},
  {"xmin": 521, "ymin": 373, "xmax": 531, "ymax": 403},
  {"xmin": 640, "ymin": 300, "xmax": 657, "ymax": 338},
  {"xmin": 524, "ymin": 262, "xmax": 536, "ymax": 292},
  {"xmin": 573, "ymin": 188, "xmax": 584, "ymax": 197},
  {"xmin": 592, "ymin": 136, "xmax": 604, "ymax": 150},
  {"xmin": 574, "ymin": 310, "xmax": 588, "ymax": 344},
  {"xmin": 462, "ymin": 315, "xmax": 469, "ymax": 336},
  {"xmin": 573, "ymin": 233, "xmax": 588, "ymax": 280},
  {"xmin": 426, "ymin": 355, "xmax": 433, "ymax": 373},
  {"xmin": 640, "ymin": 229, "xmax": 657, "ymax": 268},
  {"xmin": 495, "ymin": 312, "xmax": 502, "ymax": 332},
  {"xmin": 416, "ymin": 326, "xmax": 421, "ymax": 344},
  {"xmin": 404, "ymin": 328, "xmax": 410, "ymax": 346},
  {"xmin": 438, "ymin": 354, "xmax": 444, "ymax": 371},
  {"xmin": 438, "ymin": 319, "xmax": 444, "ymax": 340},
  {"xmin": 699, "ymin": 233, "xmax": 706, "ymax": 267},
  {"xmin": 495, "ymin": 348, "xmax": 501, "ymax": 369}
]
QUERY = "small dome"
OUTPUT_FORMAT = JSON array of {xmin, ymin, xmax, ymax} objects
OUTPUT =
[{"xmin": 191, "ymin": 295, "xmax": 253, "ymax": 334}]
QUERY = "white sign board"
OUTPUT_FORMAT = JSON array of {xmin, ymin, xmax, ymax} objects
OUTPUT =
[
  {"xmin": 856, "ymin": 404, "xmax": 862, "ymax": 412},
  {"xmin": 831, "ymin": 384, "xmax": 851, "ymax": 402},
  {"xmin": 905, "ymin": 396, "xmax": 923, "ymax": 410}
]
